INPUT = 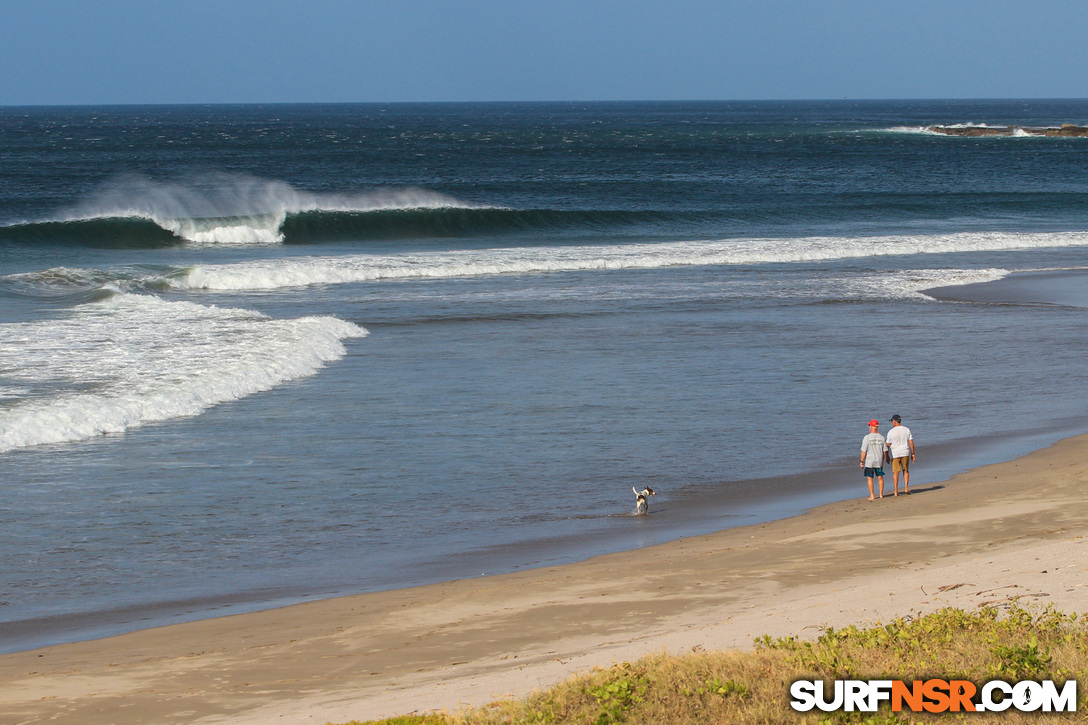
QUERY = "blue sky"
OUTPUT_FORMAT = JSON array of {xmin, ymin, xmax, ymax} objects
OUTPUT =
[{"xmin": 2, "ymin": 0, "xmax": 1085, "ymax": 105}]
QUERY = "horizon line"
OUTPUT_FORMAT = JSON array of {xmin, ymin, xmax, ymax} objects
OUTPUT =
[{"xmin": 3, "ymin": 97, "xmax": 1088, "ymax": 110}]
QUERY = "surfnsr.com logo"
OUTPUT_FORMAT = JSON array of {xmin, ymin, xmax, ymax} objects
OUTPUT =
[{"xmin": 790, "ymin": 679, "xmax": 1077, "ymax": 713}]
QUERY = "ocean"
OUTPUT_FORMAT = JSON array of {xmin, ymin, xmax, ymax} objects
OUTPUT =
[{"xmin": 3, "ymin": 99, "xmax": 1088, "ymax": 653}]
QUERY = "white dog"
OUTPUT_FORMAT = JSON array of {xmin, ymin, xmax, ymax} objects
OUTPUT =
[{"xmin": 632, "ymin": 486, "xmax": 656, "ymax": 515}]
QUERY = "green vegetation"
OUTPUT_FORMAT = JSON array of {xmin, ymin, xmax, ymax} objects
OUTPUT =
[{"xmin": 335, "ymin": 605, "xmax": 1088, "ymax": 724}]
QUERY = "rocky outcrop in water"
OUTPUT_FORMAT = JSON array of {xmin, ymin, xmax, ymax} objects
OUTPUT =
[{"xmin": 928, "ymin": 123, "xmax": 1088, "ymax": 137}]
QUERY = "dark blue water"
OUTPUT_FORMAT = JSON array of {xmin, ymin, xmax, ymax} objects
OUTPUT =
[{"xmin": 3, "ymin": 100, "xmax": 1088, "ymax": 652}]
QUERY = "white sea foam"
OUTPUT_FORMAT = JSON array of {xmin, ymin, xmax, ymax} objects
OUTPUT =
[
  {"xmin": 882, "ymin": 126, "xmax": 935, "ymax": 135},
  {"xmin": 164, "ymin": 230, "xmax": 1088, "ymax": 292},
  {"xmin": 59, "ymin": 173, "xmax": 477, "ymax": 245},
  {"xmin": 843, "ymin": 268, "xmax": 1010, "ymax": 300},
  {"xmin": 883, "ymin": 124, "xmax": 1013, "ymax": 136},
  {"xmin": 0, "ymin": 293, "xmax": 367, "ymax": 453},
  {"xmin": 0, "ymin": 267, "xmax": 117, "ymax": 296},
  {"xmin": 160, "ymin": 213, "xmax": 288, "ymax": 245}
]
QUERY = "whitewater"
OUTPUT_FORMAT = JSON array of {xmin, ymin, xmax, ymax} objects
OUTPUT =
[{"xmin": 0, "ymin": 292, "xmax": 365, "ymax": 452}]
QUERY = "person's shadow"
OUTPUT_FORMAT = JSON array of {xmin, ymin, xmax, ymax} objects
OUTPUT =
[{"xmin": 900, "ymin": 484, "xmax": 944, "ymax": 495}]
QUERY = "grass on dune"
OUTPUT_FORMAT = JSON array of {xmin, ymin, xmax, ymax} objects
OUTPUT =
[{"xmin": 335, "ymin": 604, "xmax": 1088, "ymax": 724}]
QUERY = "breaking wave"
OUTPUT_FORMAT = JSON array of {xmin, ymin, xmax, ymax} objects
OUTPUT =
[
  {"xmin": 0, "ymin": 173, "xmax": 504, "ymax": 247},
  {"xmin": 4, "ymin": 172, "xmax": 1086, "ymax": 250}
]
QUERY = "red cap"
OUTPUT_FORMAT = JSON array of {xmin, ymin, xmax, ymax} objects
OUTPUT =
[{"xmin": 868, "ymin": 419, "xmax": 879, "ymax": 426}]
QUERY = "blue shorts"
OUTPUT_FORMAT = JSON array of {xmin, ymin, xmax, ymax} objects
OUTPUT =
[{"xmin": 864, "ymin": 467, "xmax": 885, "ymax": 478}]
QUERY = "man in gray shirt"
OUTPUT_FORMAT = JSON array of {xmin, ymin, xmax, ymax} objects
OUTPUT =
[{"xmin": 860, "ymin": 419, "xmax": 890, "ymax": 501}]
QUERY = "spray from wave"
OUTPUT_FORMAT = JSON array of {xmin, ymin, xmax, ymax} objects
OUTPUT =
[{"xmin": 56, "ymin": 172, "xmax": 477, "ymax": 245}]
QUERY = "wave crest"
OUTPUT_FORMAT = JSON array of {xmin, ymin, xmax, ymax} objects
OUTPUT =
[{"xmin": 43, "ymin": 173, "xmax": 478, "ymax": 246}]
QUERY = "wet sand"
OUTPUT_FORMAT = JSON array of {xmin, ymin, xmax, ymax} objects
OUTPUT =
[
  {"xmin": 927, "ymin": 267, "xmax": 1088, "ymax": 307},
  {"xmin": 3, "ymin": 429, "xmax": 1088, "ymax": 724}
]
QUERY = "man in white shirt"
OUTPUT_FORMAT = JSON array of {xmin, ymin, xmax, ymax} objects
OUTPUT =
[
  {"xmin": 885, "ymin": 414, "xmax": 916, "ymax": 495},
  {"xmin": 859, "ymin": 419, "xmax": 889, "ymax": 501}
]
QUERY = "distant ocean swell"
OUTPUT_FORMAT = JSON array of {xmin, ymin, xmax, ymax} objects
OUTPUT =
[
  {"xmin": 0, "ymin": 207, "xmax": 680, "ymax": 248},
  {"xmin": 0, "ymin": 292, "xmax": 367, "ymax": 453},
  {"xmin": 3, "ymin": 171, "xmax": 1088, "ymax": 248},
  {"xmin": 5, "ymin": 200, "xmax": 1087, "ymax": 249}
]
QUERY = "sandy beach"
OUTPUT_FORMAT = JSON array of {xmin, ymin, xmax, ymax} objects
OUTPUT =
[{"xmin": 4, "ymin": 431, "xmax": 1088, "ymax": 724}]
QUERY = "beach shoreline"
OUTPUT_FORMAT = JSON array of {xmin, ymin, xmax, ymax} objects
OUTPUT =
[
  {"xmin": 3, "ymin": 414, "xmax": 1082, "ymax": 658},
  {"xmin": 5, "ymin": 429, "xmax": 1088, "ymax": 725}
]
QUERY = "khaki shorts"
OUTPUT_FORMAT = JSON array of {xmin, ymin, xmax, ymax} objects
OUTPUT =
[{"xmin": 892, "ymin": 457, "xmax": 910, "ymax": 473}]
